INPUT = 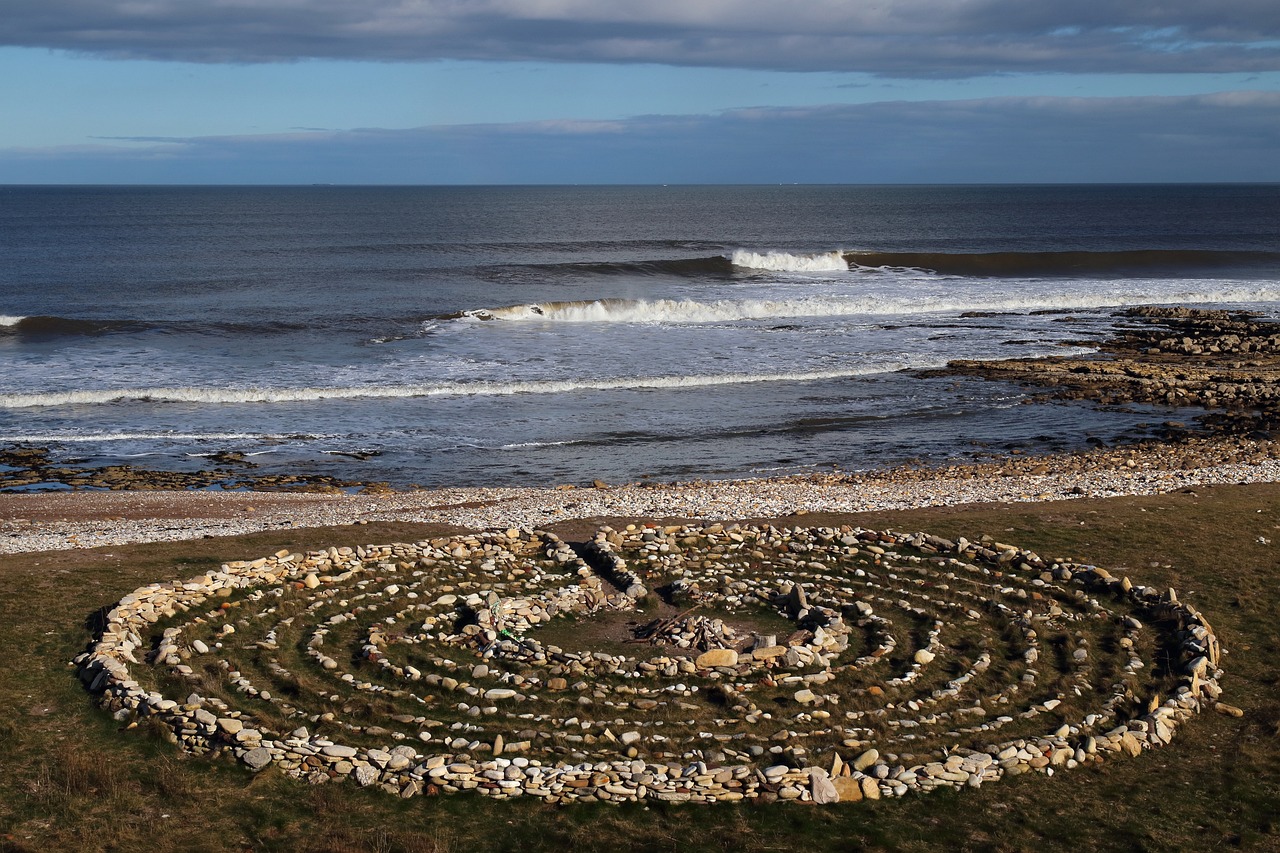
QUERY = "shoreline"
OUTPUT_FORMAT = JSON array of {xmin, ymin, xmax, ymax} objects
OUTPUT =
[
  {"xmin": 5, "ymin": 449, "xmax": 1276, "ymax": 852},
  {"xmin": 4, "ymin": 432, "xmax": 1278, "ymax": 553},
  {"xmin": 6, "ymin": 308, "xmax": 1280, "ymax": 496},
  {"xmin": 6, "ymin": 306, "xmax": 1280, "ymax": 554}
]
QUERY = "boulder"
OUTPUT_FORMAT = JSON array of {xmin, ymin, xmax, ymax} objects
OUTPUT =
[
  {"xmin": 695, "ymin": 649, "xmax": 739, "ymax": 669},
  {"xmin": 242, "ymin": 747, "xmax": 273, "ymax": 770},
  {"xmin": 833, "ymin": 776, "xmax": 863, "ymax": 801},
  {"xmin": 809, "ymin": 769, "xmax": 839, "ymax": 804}
]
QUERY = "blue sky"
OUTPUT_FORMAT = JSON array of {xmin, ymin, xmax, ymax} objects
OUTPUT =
[{"xmin": 1, "ymin": 0, "xmax": 1278, "ymax": 183}]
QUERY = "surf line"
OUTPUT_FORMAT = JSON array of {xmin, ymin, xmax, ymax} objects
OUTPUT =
[{"xmin": 0, "ymin": 365, "xmax": 942, "ymax": 409}]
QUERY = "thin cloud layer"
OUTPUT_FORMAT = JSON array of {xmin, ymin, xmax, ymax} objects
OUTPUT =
[
  {"xmin": 5, "ymin": 0, "xmax": 1280, "ymax": 75},
  {"xmin": 6, "ymin": 92, "xmax": 1278, "ymax": 184}
]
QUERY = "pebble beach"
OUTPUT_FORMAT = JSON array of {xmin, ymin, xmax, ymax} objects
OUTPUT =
[
  {"xmin": 5, "ymin": 434, "xmax": 1278, "ymax": 554},
  {"xmin": 6, "ymin": 307, "xmax": 1280, "ymax": 555}
]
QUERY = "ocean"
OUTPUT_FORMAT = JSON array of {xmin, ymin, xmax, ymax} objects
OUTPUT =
[{"xmin": 2, "ymin": 184, "xmax": 1278, "ymax": 489}]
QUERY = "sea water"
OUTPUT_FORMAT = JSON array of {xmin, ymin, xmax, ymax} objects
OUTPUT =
[{"xmin": 1, "ymin": 184, "xmax": 1277, "ymax": 487}]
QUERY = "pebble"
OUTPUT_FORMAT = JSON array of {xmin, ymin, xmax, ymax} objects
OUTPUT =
[{"xmin": 7, "ymin": 439, "xmax": 1280, "ymax": 554}]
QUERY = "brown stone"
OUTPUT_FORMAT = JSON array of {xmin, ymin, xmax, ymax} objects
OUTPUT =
[
  {"xmin": 695, "ymin": 649, "xmax": 739, "ymax": 669},
  {"xmin": 833, "ymin": 776, "xmax": 863, "ymax": 802}
]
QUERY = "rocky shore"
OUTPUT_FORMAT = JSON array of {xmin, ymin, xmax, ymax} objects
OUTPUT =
[
  {"xmin": 0, "ymin": 446, "xmax": 389, "ymax": 493},
  {"xmin": 3, "ymin": 432, "xmax": 1279, "ymax": 553},
  {"xmin": 945, "ymin": 306, "xmax": 1280, "ymax": 436},
  {"xmin": 5, "ymin": 307, "xmax": 1280, "ymax": 555}
]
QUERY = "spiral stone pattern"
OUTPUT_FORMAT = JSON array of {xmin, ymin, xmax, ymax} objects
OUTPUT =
[{"xmin": 76, "ymin": 524, "xmax": 1225, "ymax": 804}]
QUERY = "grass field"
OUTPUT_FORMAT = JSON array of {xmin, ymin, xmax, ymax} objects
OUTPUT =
[{"xmin": 2, "ymin": 483, "xmax": 1278, "ymax": 852}]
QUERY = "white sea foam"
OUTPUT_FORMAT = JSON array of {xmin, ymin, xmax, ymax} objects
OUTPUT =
[
  {"xmin": 0, "ymin": 363, "xmax": 943, "ymax": 410},
  {"xmin": 462, "ymin": 285, "xmax": 1280, "ymax": 326},
  {"xmin": 1, "ymin": 432, "xmax": 308, "ymax": 442},
  {"xmin": 730, "ymin": 249, "xmax": 849, "ymax": 272},
  {"xmin": 185, "ymin": 449, "xmax": 291, "ymax": 458},
  {"xmin": 0, "ymin": 315, "xmax": 25, "ymax": 326},
  {"xmin": 499, "ymin": 440, "xmax": 582, "ymax": 450}
]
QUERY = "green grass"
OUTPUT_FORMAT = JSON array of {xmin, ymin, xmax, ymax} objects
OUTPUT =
[{"xmin": 1, "ymin": 489, "xmax": 1279, "ymax": 852}]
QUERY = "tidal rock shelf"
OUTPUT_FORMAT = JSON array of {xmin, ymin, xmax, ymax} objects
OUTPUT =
[
  {"xmin": 77, "ymin": 523, "xmax": 1226, "ymax": 804},
  {"xmin": 946, "ymin": 307, "xmax": 1280, "ymax": 434}
]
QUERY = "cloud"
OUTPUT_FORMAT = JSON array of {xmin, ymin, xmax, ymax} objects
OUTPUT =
[
  {"xmin": 4, "ymin": 91, "xmax": 1278, "ymax": 184},
  {"xmin": 3, "ymin": 0, "xmax": 1279, "ymax": 75}
]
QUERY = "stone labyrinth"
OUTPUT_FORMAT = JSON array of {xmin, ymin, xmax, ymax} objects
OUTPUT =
[{"xmin": 78, "ymin": 524, "xmax": 1226, "ymax": 804}]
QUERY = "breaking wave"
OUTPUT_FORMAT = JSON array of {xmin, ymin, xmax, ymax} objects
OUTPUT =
[
  {"xmin": 847, "ymin": 249, "xmax": 1280, "ymax": 276},
  {"xmin": 0, "ymin": 364, "xmax": 940, "ymax": 410},
  {"xmin": 0, "ymin": 314, "xmax": 325, "ymax": 339},
  {"xmin": 460, "ymin": 285, "xmax": 1280, "ymax": 326},
  {"xmin": 730, "ymin": 250, "xmax": 848, "ymax": 272},
  {"xmin": 492, "ymin": 248, "xmax": 1280, "ymax": 281},
  {"xmin": 0, "ymin": 315, "xmax": 146, "ymax": 336},
  {"xmin": 509, "ymin": 257, "xmax": 734, "ymax": 278},
  {"xmin": 0, "ymin": 432, "xmax": 312, "ymax": 442},
  {"xmin": 509, "ymin": 249, "xmax": 849, "ymax": 279}
]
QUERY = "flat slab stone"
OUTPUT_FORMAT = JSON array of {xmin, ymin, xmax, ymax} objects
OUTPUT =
[
  {"xmin": 810, "ymin": 769, "xmax": 839, "ymax": 804},
  {"xmin": 695, "ymin": 649, "xmax": 739, "ymax": 669},
  {"xmin": 242, "ymin": 747, "xmax": 273, "ymax": 770},
  {"xmin": 833, "ymin": 776, "xmax": 863, "ymax": 801}
]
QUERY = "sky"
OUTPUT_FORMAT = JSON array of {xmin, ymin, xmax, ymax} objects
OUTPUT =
[{"xmin": 1, "ymin": 0, "xmax": 1278, "ymax": 184}]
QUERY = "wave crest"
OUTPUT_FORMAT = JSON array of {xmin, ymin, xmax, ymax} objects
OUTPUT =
[
  {"xmin": 0, "ymin": 366, "xmax": 938, "ymax": 410},
  {"xmin": 848, "ymin": 249, "xmax": 1280, "ymax": 276},
  {"xmin": 730, "ymin": 249, "xmax": 848, "ymax": 272},
  {"xmin": 460, "ymin": 285, "xmax": 1280, "ymax": 326},
  {"xmin": 0, "ymin": 315, "xmax": 147, "ymax": 336},
  {"xmin": 466, "ymin": 298, "xmax": 808, "ymax": 324}
]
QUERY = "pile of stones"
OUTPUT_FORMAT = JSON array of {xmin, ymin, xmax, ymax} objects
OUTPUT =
[
  {"xmin": 630, "ymin": 612, "xmax": 746, "ymax": 652},
  {"xmin": 77, "ymin": 523, "xmax": 1226, "ymax": 804}
]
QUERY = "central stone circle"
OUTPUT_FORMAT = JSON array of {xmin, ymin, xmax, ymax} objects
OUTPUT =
[{"xmin": 78, "ymin": 523, "xmax": 1226, "ymax": 804}]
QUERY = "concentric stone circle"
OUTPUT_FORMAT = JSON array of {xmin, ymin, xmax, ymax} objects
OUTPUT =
[{"xmin": 77, "ymin": 523, "xmax": 1226, "ymax": 804}]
